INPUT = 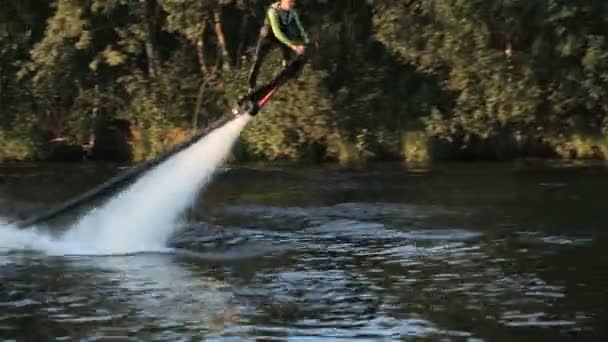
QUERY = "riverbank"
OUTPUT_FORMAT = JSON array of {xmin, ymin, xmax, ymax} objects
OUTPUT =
[{"xmin": 2, "ymin": 125, "xmax": 607, "ymax": 166}]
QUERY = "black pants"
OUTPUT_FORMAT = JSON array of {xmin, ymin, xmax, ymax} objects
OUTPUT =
[
  {"xmin": 248, "ymin": 36, "xmax": 298, "ymax": 90},
  {"xmin": 241, "ymin": 51, "xmax": 310, "ymax": 106}
]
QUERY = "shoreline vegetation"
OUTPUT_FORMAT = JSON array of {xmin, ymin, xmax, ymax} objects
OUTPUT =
[{"xmin": 1, "ymin": 1, "xmax": 607, "ymax": 165}]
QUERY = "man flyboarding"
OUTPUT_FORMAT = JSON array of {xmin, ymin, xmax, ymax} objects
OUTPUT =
[{"xmin": 234, "ymin": 0, "xmax": 312, "ymax": 116}]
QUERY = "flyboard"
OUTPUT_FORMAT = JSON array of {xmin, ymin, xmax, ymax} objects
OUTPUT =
[{"xmin": 232, "ymin": 51, "xmax": 309, "ymax": 117}]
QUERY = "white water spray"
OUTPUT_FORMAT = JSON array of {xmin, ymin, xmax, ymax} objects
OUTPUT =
[
  {"xmin": 0, "ymin": 223, "xmax": 76, "ymax": 255},
  {"xmin": 0, "ymin": 115, "xmax": 251, "ymax": 255}
]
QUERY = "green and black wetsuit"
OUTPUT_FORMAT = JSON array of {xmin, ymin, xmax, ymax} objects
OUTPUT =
[{"xmin": 248, "ymin": 2, "xmax": 311, "ymax": 91}]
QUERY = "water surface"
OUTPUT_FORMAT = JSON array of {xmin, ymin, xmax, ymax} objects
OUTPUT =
[{"xmin": 1, "ymin": 161, "xmax": 607, "ymax": 340}]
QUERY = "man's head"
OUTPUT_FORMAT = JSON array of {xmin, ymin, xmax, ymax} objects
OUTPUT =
[{"xmin": 280, "ymin": 0, "xmax": 295, "ymax": 10}]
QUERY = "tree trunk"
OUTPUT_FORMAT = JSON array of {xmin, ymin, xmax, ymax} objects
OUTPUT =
[
  {"xmin": 87, "ymin": 82, "xmax": 101, "ymax": 153},
  {"xmin": 0, "ymin": 64, "xmax": 4, "ymax": 109},
  {"xmin": 236, "ymin": 12, "xmax": 250, "ymax": 67},
  {"xmin": 192, "ymin": 76, "xmax": 213, "ymax": 131},
  {"xmin": 196, "ymin": 21, "xmax": 209, "ymax": 76},
  {"xmin": 212, "ymin": 8, "xmax": 231, "ymax": 71},
  {"xmin": 141, "ymin": 0, "xmax": 161, "ymax": 80}
]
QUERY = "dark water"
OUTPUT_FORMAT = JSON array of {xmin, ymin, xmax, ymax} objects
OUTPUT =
[{"xmin": 1, "ymin": 161, "xmax": 607, "ymax": 341}]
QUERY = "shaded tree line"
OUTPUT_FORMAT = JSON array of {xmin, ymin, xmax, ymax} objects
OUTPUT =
[{"xmin": 1, "ymin": 0, "xmax": 607, "ymax": 164}]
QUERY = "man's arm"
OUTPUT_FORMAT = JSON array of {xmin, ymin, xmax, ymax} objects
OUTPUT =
[
  {"xmin": 292, "ymin": 11, "xmax": 310, "ymax": 44},
  {"xmin": 268, "ymin": 9, "xmax": 297, "ymax": 48}
]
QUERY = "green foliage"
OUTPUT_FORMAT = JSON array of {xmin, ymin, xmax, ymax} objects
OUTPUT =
[
  {"xmin": 0, "ymin": 129, "xmax": 38, "ymax": 162},
  {"xmin": 402, "ymin": 130, "xmax": 431, "ymax": 165},
  {"xmin": 548, "ymin": 134, "xmax": 608, "ymax": 160},
  {"xmin": 375, "ymin": 1, "xmax": 535, "ymax": 140},
  {"xmin": 2, "ymin": 0, "xmax": 608, "ymax": 163}
]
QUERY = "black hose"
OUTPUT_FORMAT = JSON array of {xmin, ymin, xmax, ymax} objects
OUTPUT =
[{"xmin": 13, "ymin": 114, "xmax": 236, "ymax": 228}]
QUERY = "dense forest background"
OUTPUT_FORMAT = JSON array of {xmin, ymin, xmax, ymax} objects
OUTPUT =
[{"xmin": 1, "ymin": 0, "xmax": 607, "ymax": 165}]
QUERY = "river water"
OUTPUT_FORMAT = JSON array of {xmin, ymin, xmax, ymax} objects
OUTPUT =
[{"xmin": 1, "ymin": 161, "xmax": 607, "ymax": 341}]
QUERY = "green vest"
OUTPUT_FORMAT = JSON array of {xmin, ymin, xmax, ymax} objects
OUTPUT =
[{"xmin": 261, "ymin": 2, "xmax": 306, "ymax": 44}]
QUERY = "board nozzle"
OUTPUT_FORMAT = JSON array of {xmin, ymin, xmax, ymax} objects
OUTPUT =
[{"xmin": 232, "ymin": 99, "xmax": 260, "ymax": 117}]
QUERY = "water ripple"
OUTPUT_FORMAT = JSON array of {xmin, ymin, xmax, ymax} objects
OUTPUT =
[{"xmin": 0, "ymin": 199, "xmax": 601, "ymax": 340}]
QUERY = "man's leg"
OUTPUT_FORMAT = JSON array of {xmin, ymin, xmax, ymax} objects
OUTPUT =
[
  {"xmin": 280, "ymin": 45, "xmax": 293, "ymax": 68},
  {"xmin": 247, "ymin": 48, "xmax": 312, "ymax": 103},
  {"xmin": 292, "ymin": 47, "xmax": 310, "ymax": 79},
  {"xmin": 280, "ymin": 47, "xmax": 311, "ymax": 83},
  {"xmin": 248, "ymin": 37, "xmax": 274, "ymax": 93}
]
